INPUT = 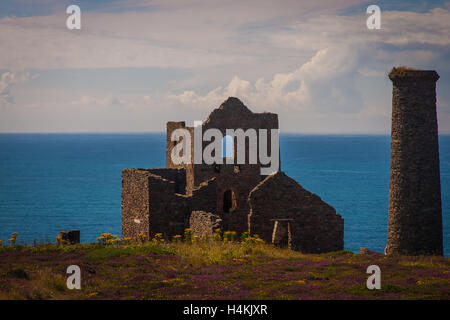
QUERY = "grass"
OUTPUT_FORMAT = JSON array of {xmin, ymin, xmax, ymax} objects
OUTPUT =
[
  {"xmin": 0, "ymin": 241, "xmax": 449, "ymax": 300},
  {"xmin": 85, "ymin": 244, "xmax": 175, "ymax": 260},
  {"xmin": 169, "ymin": 241, "xmax": 309, "ymax": 266}
]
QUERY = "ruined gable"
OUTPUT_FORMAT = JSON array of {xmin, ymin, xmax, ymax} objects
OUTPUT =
[
  {"xmin": 203, "ymin": 97, "xmax": 277, "ymax": 131},
  {"xmin": 248, "ymin": 172, "xmax": 344, "ymax": 253},
  {"xmin": 193, "ymin": 98, "xmax": 280, "ymax": 234}
]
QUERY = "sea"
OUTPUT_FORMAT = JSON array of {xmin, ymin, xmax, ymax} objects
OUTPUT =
[{"xmin": 0, "ymin": 133, "xmax": 449, "ymax": 256}]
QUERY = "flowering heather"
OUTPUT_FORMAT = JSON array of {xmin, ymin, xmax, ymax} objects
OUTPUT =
[{"xmin": 0, "ymin": 242, "xmax": 448, "ymax": 300}]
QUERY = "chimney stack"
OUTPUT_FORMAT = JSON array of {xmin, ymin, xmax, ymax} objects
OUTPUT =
[{"xmin": 386, "ymin": 67, "xmax": 443, "ymax": 255}]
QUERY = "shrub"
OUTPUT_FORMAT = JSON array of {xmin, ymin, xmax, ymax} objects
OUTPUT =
[
  {"xmin": 213, "ymin": 228, "xmax": 222, "ymax": 242},
  {"xmin": 223, "ymin": 231, "xmax": 237, "ymax": 242},
  {"xmin": 56, "ymin": 235, "xmax": 67, "ymax": 246},
  {"xmin": 152, "ymin": 233, "xmax": 164, "ymax": 243},
  {"xmin": 96, "ymin": 233, "xmax": 120, "ymax": 245},
  {"xmin": 8, "ymin": 232, "xmax": 18, "ymax": 245},
  {"xmin": 122, "ymin": 237, "xmax": 132, "ymax": 245},
  {"xmin": 172, "ymin": 234, "xmax": 182, "ymax": 243},
  {"xmin": 137, "ymin": 233, "xmax": 147, "ymax": 243},
  {"xmin": 243, "ymin": 234, "xmax": 264, "ymax": 245},
  {"xmin": 240, "ymin": 232, "xmax": 249, "ymax": 242},
  {"xmin": 183, "ymin": 228, "xmax": 192, "ymax": 243},
  {"xmin": 201, "ymin": 233, "xmax": 210, "ymax": 244}
]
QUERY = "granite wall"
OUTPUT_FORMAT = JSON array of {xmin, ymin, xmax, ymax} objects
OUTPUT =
[
  {"xmin": 248, "ymin": 172, "xmax": 344, "ymax": 253},
  {"xmin": 386, "ymin": 68, "xmax": 443, "ymax": 256}
]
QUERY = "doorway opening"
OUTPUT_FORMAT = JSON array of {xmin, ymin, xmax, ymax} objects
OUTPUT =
[{"xmin": 223, "ymin": 190, "xmax": 237, "ymax": 213}]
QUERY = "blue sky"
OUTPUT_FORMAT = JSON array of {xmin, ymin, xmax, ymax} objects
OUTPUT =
[
  {"xmin": 341, "ymin": 0, "xmax": 449, "ymax": 14},
  {"xmin": 0, "ymin": 0, "xmax": 163, "ymax": 17},
  {"xmin": 0, "ymin": 0, "xmax": 449, "ymax": 133}
]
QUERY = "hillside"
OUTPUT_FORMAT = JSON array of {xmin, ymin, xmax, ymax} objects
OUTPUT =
[{"xmin": 0, "ymin": 241, "xmax": 449, "ymax": 300}]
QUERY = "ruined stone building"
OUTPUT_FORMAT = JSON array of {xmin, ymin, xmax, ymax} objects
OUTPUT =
[
  {"xmin": 122, "ymin": 97, "xmax": 344, "ymax": 253},
  {"xmin": 386, "ymin": 68, "xmax": 443, "ymax": 256}
]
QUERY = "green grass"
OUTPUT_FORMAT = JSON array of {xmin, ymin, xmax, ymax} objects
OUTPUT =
[
  {"xmin": 85, "ymin": 244, "xmax": 175, "ymax": 260},
  {"xmin": 166, "ymin": 241, "xmax": 308, "ymax": 266},
  {"xmin": 0, "ymin": 241, "xmax": 448, "ymax": 300}
]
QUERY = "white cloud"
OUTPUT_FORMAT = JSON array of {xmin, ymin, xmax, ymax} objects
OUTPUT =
[
  {"xmin": 268, "ymin": 8, "xmax": 450, "ymax": 50},
  {"xmin": 161, "ymin": 5, "xmax": 450, "ymax": 132},
  {"xmin": 0, "ymin": 0, "xmax": 370, "ymax": 71},
  {"xmin": 169, "ymin": 46, "xmax": 363, "ymax": 114},
  {"xmin": 0, "ymin": 70, "xmax": 37, "ymax": 105},
  {"xmin": 1, "ymin": 1, "xmax": 450, "ymax": 133},
  {"xmin": 358, "ymin": 67, "xmax": 385, "ymax": 77}
]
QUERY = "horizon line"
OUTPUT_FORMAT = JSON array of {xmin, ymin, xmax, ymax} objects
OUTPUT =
[{"xmin": 1, "ymin": 131, "xmax": 450, "ymax": 135}]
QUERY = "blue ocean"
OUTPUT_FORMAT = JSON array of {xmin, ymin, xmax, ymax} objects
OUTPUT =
[{"xmin": 0, "ymin": 133, "xmax": 449, "ymax": 256}]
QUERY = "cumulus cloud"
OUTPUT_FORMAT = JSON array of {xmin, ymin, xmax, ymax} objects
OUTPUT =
[
  {"xmin": 169, "ymin": 46, "xmax": 363, "ymax": 114},
  {"xmin": 1, "ymin": 1, "xmax": 449, "ymax": 132},
  {"xmin": 164, "ymin": 5, "xmax": 450, "ymax": 130}
]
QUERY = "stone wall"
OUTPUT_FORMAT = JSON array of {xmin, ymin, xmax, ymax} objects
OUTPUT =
[
  {"xmin": 386, "ymin": 68, "xmax": 443, "ymax": 255},
  {"xmin": 166, "ymin": 121, "xmax": 195, "ymax": 193},
  {"xmin": 122, "ymin": 169, "xmax": 219, "ymax": 240},
  {"xmin": 146, "ymin": 172, "xmax": 185, "ymax": 239},
  {"xmin": 189, "ymin": 211, "xmax": 222, "ymax": 238},
  {"xmin": 248, "ymin": 172, "xmax": 344, "ymax": 253},
  {"xmin": 147, "ymin": 168, "xmax": 186, "ymax": 194},
  {"xmin": 121, "ymin": 169, "xmax": 151, "ymax": 239},
  {"xmin": 192, "ymin": 98, "xmax": 279, "ymax": 235}
]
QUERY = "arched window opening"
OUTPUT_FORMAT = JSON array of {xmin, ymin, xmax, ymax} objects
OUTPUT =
[{"xmin": 223, "ymin": 189, "xmax": 237, "ymax": 213}]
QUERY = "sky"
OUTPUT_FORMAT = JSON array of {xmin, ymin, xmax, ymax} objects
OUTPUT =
[{"xmin": 0, "ymin": 0, "xmax": 449, "ymax": 133}]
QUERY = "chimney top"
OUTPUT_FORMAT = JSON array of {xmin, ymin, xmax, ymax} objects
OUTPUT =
[{"xmin": 389, "ymin": 67, "xmax": 439, "ymax": 82}]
